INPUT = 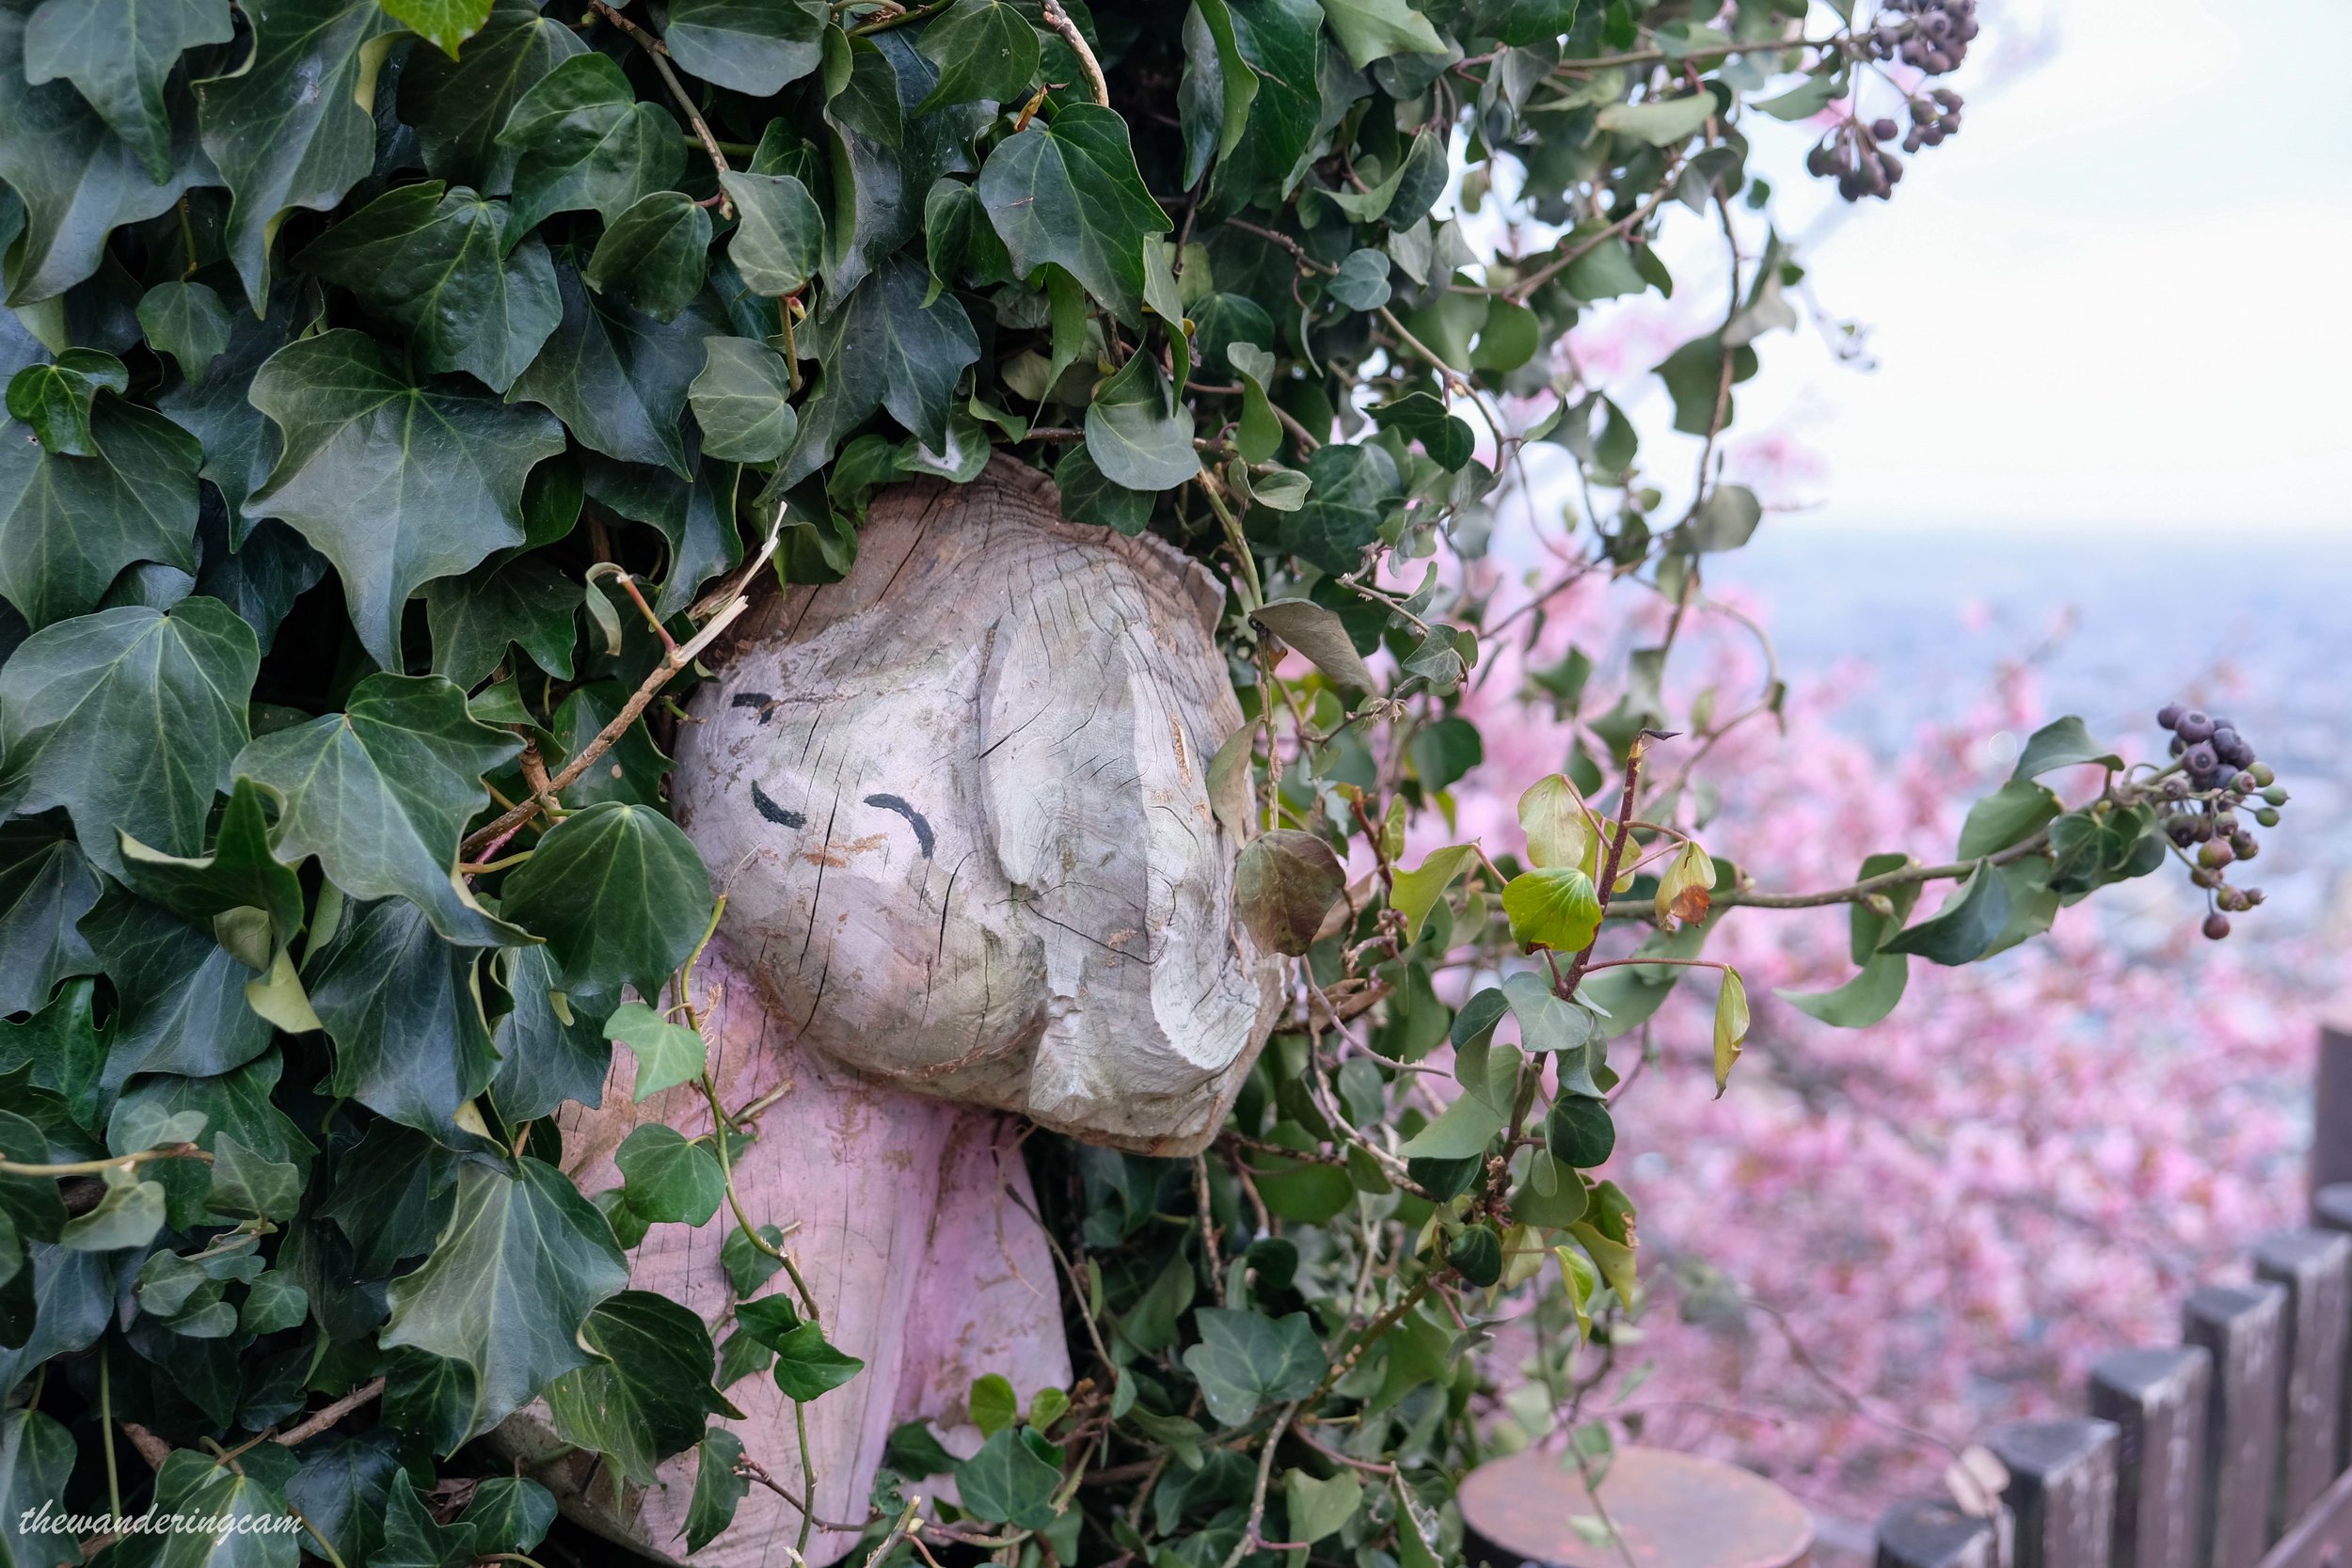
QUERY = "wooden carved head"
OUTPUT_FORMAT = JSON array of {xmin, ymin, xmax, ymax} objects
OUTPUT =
[{"xmin": 673, "ymin": 457, "xmax": 1282, "ymax": 1154}]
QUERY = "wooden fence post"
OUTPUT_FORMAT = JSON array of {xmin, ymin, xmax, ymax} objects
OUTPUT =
[
  {"xmin": 2251, "ymin": 1229, "xmax": 2352, "ymax": 1533},
  {"xmin": 2087, "ymin": 1347, "xmax": 2209, "ymax": 1568},
  {"xmin": 1875, "ymin": 1499, "xmax": 2014, "ymax": 1568},
  {"xmin": 2314, "ymin": 1183, "xmax": 2352, "ymax": 1473},
  {"xmin": 1984, "ymin": 1418, "xmax": 2119, "ymax": 1568},
  {"xmin": 2315, "ymin": 1020, "xmax": 2352, "ymax": 1196},
  {"xmin": 2183, "ymin": 1280, "xmax": 2288, "ymax": 1568}
]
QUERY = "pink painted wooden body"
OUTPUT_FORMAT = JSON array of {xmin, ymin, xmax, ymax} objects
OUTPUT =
[{"xmin": 497, "ymin": 943, "xmax": 1073, "ymax": 1566}]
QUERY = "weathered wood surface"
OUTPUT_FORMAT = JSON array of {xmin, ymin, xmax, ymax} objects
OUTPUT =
[
  {"xmin": 2185, "ymin": 1280, "xmax": 2290, "ymax": 1568},
  {"xmin": 1875, "ymin": 1498, "xmax": 2013, "ymax": 1568},
  {"xmin": 496, "ymin": 943, "xmax": 1073, "ymax": 1567},
  {"xmin": 2313, "ymin": 1183, "xmax": 2352, "ymax": 1474},
  {"xmin": 2253, "ymin": 1230, "xmax": 2352, "ymax": 1531},
  {"xmin": 1456, "ymin": 1447, "xmax": 1813, "ymax": 1568},
  {"xmin": 2088, "ymin": 1346, "xmax": 2208, "ymax": 1568},
  {"xmin": 2251, "ymin": 1460, "xmax": 2352, "ymax": 1568},
  {"xmin": 2314, "ymin": 1022, "xmax": 2352, "ymax": 1195},
  {"xmin": 674, "ymin": 456, "xmax": 1282, "ymax": 1155},
  {"xmin": 1985, "ymin": 1418, "xmax": 2119, "ymax": 1568}
]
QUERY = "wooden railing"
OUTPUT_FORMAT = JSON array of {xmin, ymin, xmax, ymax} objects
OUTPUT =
[{"xmin": 1876, "ymin": 1023, "xmax": 2352, "ymax": 1568}]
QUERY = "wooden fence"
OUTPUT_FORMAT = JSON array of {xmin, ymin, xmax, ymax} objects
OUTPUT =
[{"xmin": 1875, "ymin": 1022, "xmax": 2352, "ymax": 1568}]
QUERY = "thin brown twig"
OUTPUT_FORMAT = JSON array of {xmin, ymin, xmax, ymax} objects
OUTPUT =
[
  {"xmin": 588, "ymin": 0, "xmax": 735, "ymax": 218},
  {"xmin": 1040, "ymin": 0, "xmax": 1107, "ymax": 107},
  {"xmin": 274, "ymin": 1378, "xmax": 387, "ymax": 1448}
]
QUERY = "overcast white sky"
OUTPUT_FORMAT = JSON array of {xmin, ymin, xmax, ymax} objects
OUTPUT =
[{"xmin": 1724, "ymin": 0, "xmax": 2352, "ymax": 533}]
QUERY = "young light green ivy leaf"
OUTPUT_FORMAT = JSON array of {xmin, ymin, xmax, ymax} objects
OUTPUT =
[
  {"xmin": 602, "ymin": 1003, "xmax": 707, "ymax": 1101},
  {"xmin": 1503, "ymin": 865, "xmax": 1602, "ymax": 953},
  {"xmin": 1712, "ymin": 967, "xmax": 1749, "ymax": 1098}
]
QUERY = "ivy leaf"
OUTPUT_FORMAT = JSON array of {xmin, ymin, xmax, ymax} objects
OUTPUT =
[
  {"xmin": 502, "ymin": 802, "xmax": 713, "ymax": 1000},
  {"xmin": 0, "ymin": 4, "xmax": 215, "ymax": 307},
  {"xmin": 784, "ymin": 252, "xmax": 977, "ymax": 480},
  {"xmin": 1371, "ymin": 391, "xmax": 1472, "ymax": 471},
  {"xmin": 1182, "ymin": 1307, "xmax": 1327, "ymax": 1425},
  {"xmin": 0, "ymin": 1409, "xmax": 76, "ymax": 1568},
  {"xmin": 115, "ymin": 777, "xmax": 305, "ymax": 959},
  {"xmin": 79, "ymin": 894, "xmax": 276, "ymax": 1089},
  {"xmin": 0, "ymin": 600, "xmax": 256, "ymax": 878},
  {"xmin": 320, "ymin": 1120, "xmax": 455, "ymax": 1276},
  {"xmin": 155, "ymin": 283, "xmax": 311, "ymax": 547},
  {"xmin": 689, "ymin": 338, "xmax": 799, "ymax": 463},
  {"xmin": 1956, "ymin": 778, "xmax": 2060, "ymax": 860},
  {"xmin": 1546, "ymin": 1094, "xmax": 1614, "ymax": 1168},
  {"xmin": 0, "ymin": 821, "xmax": 100, "ymax": 1020},
  {"xmin": 660, "ymin": 0, "xmax": 827, "ymax": 96},
  {"xmin": 304, "ymin": 897, "xmax": 501, "ymax": 1146},
  {"xmin": 1597, "ymin": 91, "xmax": 1718, "ymax": 147},
  {"xmin": 1683, "ymin": 483, "xmax": 1761, "ymax": 552},
  {"xmin": 1389, "ymin": 843, "xmax": 1476, "ymax": 944},
  {"xmin": 136, "ymin": 280, "xmax": 233, "ymax": 378},
  {"xmin": 601, "ymin": 1001, "xmax": 706, "ymax": 1101},
  {"xmin": 487, "ymin": 943, "xmax": 612, "ymax": 1121},
  {"xmin": 1250, "ymin": 598, "xmax": 1375, "ymax": 693},
  {"xmin": 380, "ymin": 1155, "xmax": 629, "ymax": 1440},
  {"xmin": 233, "ymin": 673, "xmax": 525, "ymax": 946},
  {"xmin": 0, "ymin": 386, "xmax": 202, "ymax": 628},
  {"xmin": 1710, "ymin": 968, "xmax": 1749, "ymax": 1096},
  {"xmin": 294, "ymin": 182, "xmax": 562, "ymax": 394},
  {"xmin": 612, "ymin": 1125, "xmax": 723, "ymax": 1227},
  {"xmin": 397, "ymin": 0, "xmax": 587, "ymax": 194},
  {"xmin": 1314, "ymin": 0, "xmax": 1446, "ymax": 69},
  {"xmin": 719, "ymin": 171, "xmax": 824, "ymax": 298},
  {"xmin": 1878, "ymin": 860, "xmax": 2010, "ymax": 966},
  {"xmin": 1054, "ymin": 443, "xmax": 1152, "ymax": 534},
  {"xmin": 1328, "ymin": 247, "xmax": 1392, "ymax": 310},
  {"xmin": 511, "ymin": 253, "xmax": 723, "ymax": 478},
  {"xmin": 2010, "ymin": 716, "xmax": 2123, "ymax": 781},
  {"xmin": 1232, "ymin": 830, "xmax": 1344, "ymax": 956},
  {"xmin": 379, "ymin": 0, "xmax": 492, "ymax": 57},
  {"xmin": 6, "ymin": 348, "xmax": 125, "ymax": 455},
  {"xmin": 685, "ymin": 1429, "xmax": 749, "ymax": 1553},
  {"xmin": 283, "ymin": 1430, "xmax": 401, "ymax": 1567},
  {"xmin": 1287, "ymin": 1468, "xmax": 1363, "ymax": 1543},
  {"xmin": 954, "ymin": 1427, "xmax": 1060, "ymax": 1528},
  {"xmin": 977, "ymin": 103, "xmax": 1170, "ymax": 326},
  {"xmin": 498, "ymin": 52, "xmax": 685, "ymax": 234},
  {"xmin": 914, "ymin": 0, "xmax": 1039, "ymax": 113},
  {"xmin": 1278, "ymin": 442, "xmax": 1396, "ymax": 575},
  {"xmin": 246, "ymin": 328, "xmax": 566, "ymax": 668},
  {"xmin": 1214, "ymin": 0, "xmax": 1320, "ymax": 203},
  {"xmin": 544, "ymin": 1291, "xmax": 739, "ymax": 1486},
  {"xmin": 1083, "ymin": 354, "xmax": 1199, "ymax": 491},
  {"xmin": 583, "ymin": 191, "xmax": 712, "ymax": 324},
  {"xmin": 579, "ymin": 456, "xmax": 742, "ymax": 618},
  {"xmin": 208, "ymin": 1132, "xmax": 304, "ymax": 1222},
  {"xmin": 126, "ymin": 1449, "xmax": 300, "ymax": 1566},
  {"xmin": 767, "ymin": 1318, "xmax": 865, "ymax": 1402},
  {"xmin": 422, "ymin": 554, "xmax": 579, "ymax": 688},
  {"xmin": 1777, "ymin": 951, "xmax": 1908, "ymax": 1029},
  {"xmin": 194, "ymin": 0, "xmax": 402, "ymax": 312},
  {"xmin": 1502, "ymin": 866, "xmax": 1601, "ymax": 952}
]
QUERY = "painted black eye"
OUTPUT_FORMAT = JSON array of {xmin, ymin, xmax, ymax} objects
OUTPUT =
[
  {"xmin": 864, "ymin": 793, "xmax": 934, "ymax": 857},
  {"xmin": 751, "ymin": 781, "xmax": 804, "ymax": 828}
]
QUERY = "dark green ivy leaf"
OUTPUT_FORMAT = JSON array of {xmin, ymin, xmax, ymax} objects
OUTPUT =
[
  {"xmin": 115, "ymin": 776, "xmax": 305, "ymax": 959},
  {"xmin": 246, "ymin": 327, "xmax": 566, "ymax": 668},
  {"xmin": 233, "ymin": 672, "xmax": 525, "ymax": 946},
  {"xmin": 783, "ymin": 251, "xmax": 977, "ymax": 482},
  {"xmin": 304, "ymin": 897, "xmax": 502, "ymax": 1146},
  {"xmin": 660, "ymin": 0, "xmax": 827, "ymax": 96},
  {"xmin": 498, "ymin": 51, "xmax": 685, "ymax": 234},
  {"xmin": 689, "ymin": 337, "xmax": 799, "ymax": 463},
  {"xmin": 114, "ymin": 1447, "xmax": 300, "ymax": 1568},
  {"xmin": 1878, "ymin": 859, "xmax": 2010, "ymax": 966},
  {"xmin": 582, "ymin": 191, "xmax": 711, "ymax": 324},
  {"xmin": 485, "ymin": 947, "xmax": 611, "ymax": 1113},
  {"xmin": 1277, "ymin": 441, "xmax": 1395, "ymax": 574},
  {"xmin": 294, "ymin": 182, "xmax": 562, "ymax": 394},
  {"xmin": 422, "ymin": 553, "xmax": 579, "ymax": 687},
  {"xmin": 685, "ymin": 1428, "xmax": 749, "ymax": 1553},
  {"xmin": 5, "ymin": 348, "xmax": 124, "ymax": 455},
  {"xmin": 79, "ymin": 885, "xmax": 273, "ymax": 1087},
  {"xmin": 578, "ymin": 455, "xmax": 742, "ymax": 618},
  {"xmin": 977, "ymin": 103, "xmax": 1171, "ymax": 326},
  {"xmin": 612, "ymin": 1125, "xmax": 723, "ymax": 1227},
  {"xmin": 284, "ymin": 1430, "xmax": 401, "ymax": 1568},
  {"xmin": 156, "ymin": 280, "xmax": 312, "ymax": 546},
  {"xmin": 511, "ymin": 253, "xmax": 724, "ymax": 478},
  {"xmin": 1371, "ymin": 390, "xmax": 1472, "ymax": 471},
  {"xmin": 544, "ymin": 1290, "xmax": 739, "ymax": 1485},
  {"xmin": 718, "ymin": 171, "xmax": 824, "ymax": 298},
  {"xmin": 379, "ymin": 1155, "xmax": 629, "ymax": 1439},
  {"xmin": 0, "ymin": 2, "xmax": 215, "ymax": 308},
  {"xmin": 1181, "ymin": 1306, "xmax": 1327, "ymax": 1425},
  {"xmin": 397, "ymin": 0, "xmax": 587, "ymax": 195},
  {"xmin": 22, "ymin": 0, "xmax": 231, "ymax": 182},
  {"xmin": 914, "ymin": 0, "xmax": 1040, "ymax": 113},
  {"xmin": 2010, "ymin": 715, "xmax": 2123, "ymax": 781},
  {"xmin": 1054, "ymin": 441, "xmax": 1152, "ymax": 534},
  {"xmin": 193, "ymin": 0, "xmax": 401, "ymax": 312},
  {"xmin": 320, "ymin": 1119, "xmax": 455, "ymax": 1276},
  {"xmin": 0, "ymin": 388, "xmax": 202, "ymax": 628},
  {"xmin": 379, "ymin": 0, "xmax": 492, "ymax": 58},
  {"xmin": 501, "ymin": 800, "xmax": 714, "ymax": 1001},
  {"xmin": 0, "ymin": 599, "xmax": 255, "ymax": 878},
  {"xmin": 135, "ymin": 280, "xmax": 233, "ymax": 378},
  {"xmin": 954, "ymin": 1426, "xmax": 1061, "ymax": 1528},
  {"xmin": 0, "ymin": 819, "xmax": 100, "ymax": 1020},
  {"xmin": 1083, "ymin": 353, "xmax": 1199, "ymax": 491}
]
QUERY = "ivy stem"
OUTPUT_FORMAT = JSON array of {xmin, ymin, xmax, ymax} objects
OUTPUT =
[
  {"xmin": 1217, "ymin": 1401, "xmax": 1297, "ymax": 1568},
  {"xmin": 587, "ymin": 0, "xmax": 735, "ymax": 219},
  {"xmin": 1719, "ymin": 828, "xmax": 2055, "ymax": 910},
  {"xmin": 100, "ymin": 1346, "xmax": 121, "ymax": 1528},
  {"xmin": 1040, "ymin": 0, "xmax": 1108, "ymax": 107},
  {"xmin": 793, "ymin": 1399, "xmax": 818, "ymax": 1557},
  {"xmin": 0, "ymin": 1143, "xmax": 210, "ymax": 1178}
]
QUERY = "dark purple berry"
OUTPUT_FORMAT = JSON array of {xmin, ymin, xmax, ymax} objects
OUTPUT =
[
  {"xmin": 2156, "ymin": 703, "xmax": 2184, "ymax": 730},
  {"xmin": 1871, "ymin": 118, "xmax": 1899, "ymax": 139},
  {"xmin": 2202, "ymin": 912, "xmax": 2232, "ymax": 940},
  {"xmin": 2232, "ymin": 832, "xmax": 2259, "ymax": 861},
  {"xmin": 2184, "ymin": 741, "xmax": 2218, "ymax": 774}
]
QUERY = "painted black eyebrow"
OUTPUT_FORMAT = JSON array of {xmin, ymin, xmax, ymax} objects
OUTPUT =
[
  {"xmin": 731, "ymin": 691, "xmax": 778, "ymax": 723},
  {"xmin": 751, "ymin": 782, "xmax": 804, "ymax": 828},
  {"xmin": 863, "ymin": 793, "xmax": 934, "ymax": 857}
]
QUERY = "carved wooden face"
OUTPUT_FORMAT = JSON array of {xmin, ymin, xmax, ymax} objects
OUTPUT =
[{"xmin": 672, "ymin": 462, "xmax": 1281, "ymax": 1155}]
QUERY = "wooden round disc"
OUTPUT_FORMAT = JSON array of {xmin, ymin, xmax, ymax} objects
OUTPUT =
[{"xmin": 1457, "ymin": 1446, "xmax": 1813, "ymax": 1568}]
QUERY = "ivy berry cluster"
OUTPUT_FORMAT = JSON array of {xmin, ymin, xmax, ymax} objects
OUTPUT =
[
  {"xmin": 1864, "ymin": 0, "xmax": 1980, "ymax": 75},
  {"xmin": 2154, "ymin": 703, "xmax": 2289, "ymax": 938}
]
